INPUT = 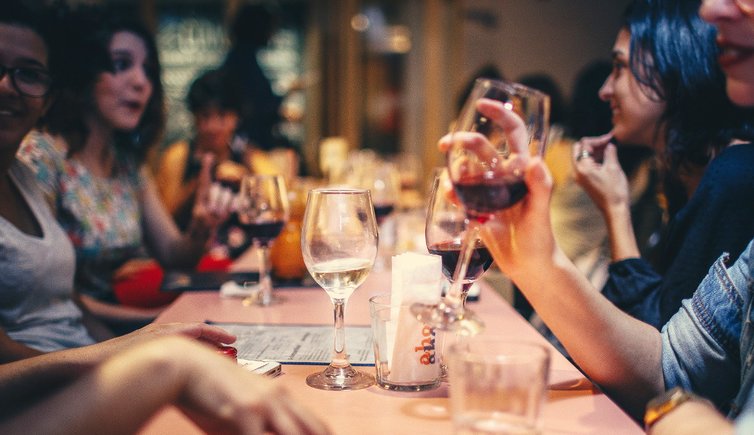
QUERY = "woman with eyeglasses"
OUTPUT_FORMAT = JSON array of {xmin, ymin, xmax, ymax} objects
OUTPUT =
[
  {"xmin": 0, "ymin": 0, "xmax": 106, "ymax": 360},
  {"xmin": 17, "ymin": 5, "xmax": 234, "ymax": 335},
  {"xmin": 440, "ymin": 0, "xmax": 754, "ymax": 433}
]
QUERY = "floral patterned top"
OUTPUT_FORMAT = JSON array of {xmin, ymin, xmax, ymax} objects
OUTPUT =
[{"xmin": 18, "ymin": 130, "xmax": 147, "ymax": 303}]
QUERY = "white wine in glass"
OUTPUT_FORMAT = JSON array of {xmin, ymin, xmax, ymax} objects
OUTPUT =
[{"xmin": 301, "ymin": 188, "xmax": 378, "ymax": 390}]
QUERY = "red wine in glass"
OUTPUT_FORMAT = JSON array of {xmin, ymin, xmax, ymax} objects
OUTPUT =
[
  {"xmin": 427, "ymin": 240, "xmax": 493, "ymax": 287},
  {"xmin": 237, "ymin": 220, "xmax": 285, "ymax": 247},
  {"xmin": 453, "ymin": 176, "xmax": 528, "ymax": 218},
  {"xmin": 373, "ymin": 203, "xmax": 395, "ymax": 225}
]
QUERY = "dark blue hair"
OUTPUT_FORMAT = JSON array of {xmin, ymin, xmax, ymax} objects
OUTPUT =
[{"xmin": 624, "ymin": 0, "xmax": 754, "ymax": 171}]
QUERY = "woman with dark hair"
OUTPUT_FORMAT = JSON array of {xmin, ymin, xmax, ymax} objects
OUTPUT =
[
  {"xmin": 18, "ymin": 5, "xmax": 233, "ymax": 334},
  {"xmin": 572, "ymin": 0, "xmax": 754, "ymax": 328},
  {"xmin": 541, "ymin": 60, "xmax": 663, "ymax": 297},
  {"xmin": 156, "ymin": 68, "xmax": 246, "ymax": 230},
  {"xmin": 155, "ymin": 68, "xmax": 280, "ymax": 260}
]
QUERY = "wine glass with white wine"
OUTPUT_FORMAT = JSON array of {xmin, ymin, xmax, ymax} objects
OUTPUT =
[{"xmin": 301, "ymin": 188, "xmax": 378, "ymax": 390}]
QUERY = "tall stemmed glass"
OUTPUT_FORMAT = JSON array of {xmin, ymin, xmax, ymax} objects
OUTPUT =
[
  {"xmin": 301, "ymin": 188, "xmax": 378, "ymax": 390},
  {"xmin": 369, "ymin": 160, "xmax": 401, "ymax": 226},
  {"xmin": 415, "ymin": 79, "xmax": 550, "ymax": 333},
  {"xmin": 237, "ymin": 175, "xmax": 289, "ymax": 306},
  {"xmin": 426, "ymin": 168, "xmax": 493, "ymax": 305}
]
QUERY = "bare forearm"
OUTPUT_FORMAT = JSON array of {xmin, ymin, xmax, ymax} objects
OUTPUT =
[
  {"xmin": 509, "ymin": 248, "xmax": 663, "ymax": 417},
  {"xmin": 0, "ymin": 345, "xmax": 101, "ymax": 416},
  {"xmin": 604, "ymin": 203, "xmax": 641, "ymax": 261},
  {"xmin": 0, "ymin": 341, "xmax": 186, "ymax": 435},
  {"xmin": 140, "ymin": 169, "xmax": 208, "ymax": 268}
]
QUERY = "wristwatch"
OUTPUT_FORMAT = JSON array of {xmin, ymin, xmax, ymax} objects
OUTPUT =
[{"xmin": 644, "ymin": 387, "xmax": 698, "ymax": 429}]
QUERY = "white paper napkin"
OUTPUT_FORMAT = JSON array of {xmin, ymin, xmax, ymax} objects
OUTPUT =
[
  {"xmin": 219, "ymin": 281, "xmax": 260, "ymax": 298},
  {"xmin": 387, "ymin": 252, "xmax": 442, "ymax": 383}
]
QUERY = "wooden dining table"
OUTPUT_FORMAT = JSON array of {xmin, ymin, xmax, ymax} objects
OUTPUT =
[{"xmin": 140, "ymin": 270, "xmax": 642, "ymax": 434}]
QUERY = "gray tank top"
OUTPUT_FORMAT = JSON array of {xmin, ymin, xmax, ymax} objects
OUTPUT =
[{"xmin": 0, "ymin": 160, "xmax": 95, "ymax": 351}]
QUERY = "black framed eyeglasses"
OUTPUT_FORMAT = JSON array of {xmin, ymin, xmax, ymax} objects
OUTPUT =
[{"xmin": 0, "ymin": 65, "xmax": 53, "ymax": 97}]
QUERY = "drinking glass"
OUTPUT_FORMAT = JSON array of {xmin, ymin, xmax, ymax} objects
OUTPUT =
[
  {"xmin": 415, "ymin": 79, "xmax": 549, "ymax": 333},
  {"xmin": 425, "ymin": 168, "xmax": 493, "ymax": 306},
  {"xmin": 236, "ymin": 174, "xmax": 289, "ymax": 306},
  {"xmin": 369, "ymin": 160, "xmax": 401, "ymax": 226},
  {"xmin": 448, "ymin": 339, "xmax": 550, "ymax": 434},
  {"xmin": 301, "ymin": 188, "xmax": 378, "ymax": 390}
]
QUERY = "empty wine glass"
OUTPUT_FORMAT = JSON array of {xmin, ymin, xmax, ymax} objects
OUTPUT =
[
  {"xmin": 301, "ymin": 188, "xmax": 378, "ymax": 390},
  {"xmin": 415, "ymin": 79, "xmax": 549, "ymax": 334},
  {"xmin": 237, "ymin": 174, "xmax": 289, "ymax": 306}
]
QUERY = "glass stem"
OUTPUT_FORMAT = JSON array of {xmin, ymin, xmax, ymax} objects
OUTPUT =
[
  {"xmin": 256, "ymin": 243, "xmax": 272, "ymax": 306},
  {"xmin": 331, "ymin": 297, "xmax": 349, "ymax": 368},
  {"xmin": 460, "ymin": 283, "xmax": 473, "ymax": 308},
  {"xmin": 446, "ymin": 221, "xmax": 479, "ymax": 309}
]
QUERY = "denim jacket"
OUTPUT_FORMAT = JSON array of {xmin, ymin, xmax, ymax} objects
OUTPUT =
[{"xmin": 660, "ymin": 239, "xmax": 754, "ymax": 431}]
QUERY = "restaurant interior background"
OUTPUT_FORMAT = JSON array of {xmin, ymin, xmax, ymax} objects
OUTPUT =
[{"xmin": 77, "ymin": 0, "xmax": 625, "ymax": 188}]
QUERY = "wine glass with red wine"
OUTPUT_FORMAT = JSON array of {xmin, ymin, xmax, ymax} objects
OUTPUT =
[
  {"xmin": 426, "ymin": 168, "xmax": 493, "ymax": 304},
  {"xmin": 236, "ymin": 174, "xmax": 289, "ymax": 306},
  {"xmin": 369, "ymin": 161, "xmax": 400, "ymax": 226},
  {"xmin": 415, "ymin": 79, "xmax": 549, "ymax": 333}
]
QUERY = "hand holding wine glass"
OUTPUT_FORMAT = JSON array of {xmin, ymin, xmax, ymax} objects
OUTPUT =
[
  {"xmin": 301, "ymin": 188, "xmax": 378, "ymax": 390},
  {"xmin": 236, "ymin": 175, "xmax": 289, "ymax": 306},
  {"xmin": 416, "ymin": 79, "xmax": 549, "ymax": 334},
  {"xmin": 446, "ymin": 80, "xmax": 549, "ymax": 217}
]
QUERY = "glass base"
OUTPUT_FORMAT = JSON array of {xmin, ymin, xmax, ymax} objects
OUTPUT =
[
  {"xmin": 410, "ymin": 301, "xmax": 485, "ymax": 335},
  {"xmin": 306, "ymin": 364, "xmax": 375, "ymax": 391},
  {"xmin": 241, "ymin": 291, "xmax": 285, "ymax": 307},
  {"xmin": 376, "ymin": 378, "xmax": 440, "ymax": 392}
]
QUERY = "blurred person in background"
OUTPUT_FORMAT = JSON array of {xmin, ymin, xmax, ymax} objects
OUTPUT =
[
  {"xmin": 222, "ymin": 2, "xmax": 283, "ymax": 151},
  {"xmin": 155, "ymin": 68, "xmax": 281, "ymax": 261},
  {"xmin": 18, "ymin": 4, "xmax": 234, "ymax": 335},
  {"xmin": 517, "ymin": 73, "xmax": 568, "ymax": 145},
  {"xmin": 156, "ymin": 68, "xmax": 248, "ymax": 230}
]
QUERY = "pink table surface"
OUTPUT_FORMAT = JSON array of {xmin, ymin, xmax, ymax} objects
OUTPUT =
[{"xmin": 141, "ymin": 271, "xmax": 642, "ymax": 434}]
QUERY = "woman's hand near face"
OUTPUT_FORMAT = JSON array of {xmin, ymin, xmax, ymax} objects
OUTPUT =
[
  {"xmin": 572, "ymin": 134, "xmax": 630, "ymax": 216},
  {"xmin": 572, "ymin": 135, "xmax": 640, "ymax": 261}
]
